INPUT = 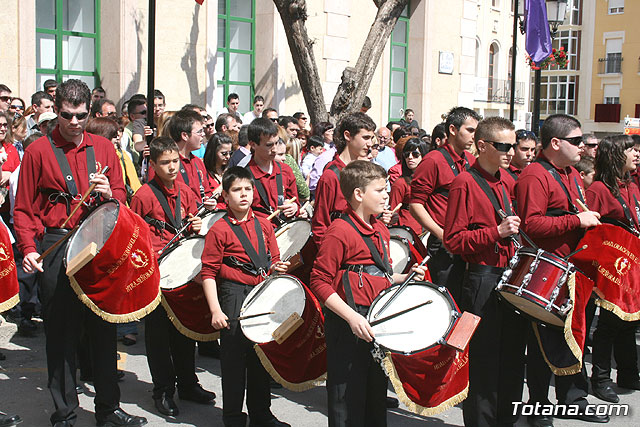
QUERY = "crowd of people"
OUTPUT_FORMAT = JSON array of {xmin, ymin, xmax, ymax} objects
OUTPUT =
[{"xmin": 1, "ymin": 78, "xmax": 639, "ymax": 427}]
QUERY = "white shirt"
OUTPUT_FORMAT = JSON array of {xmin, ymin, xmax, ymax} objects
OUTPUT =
[{"xmin": 242, "ymin": 110, "xmax": 260, "ymax": 125}]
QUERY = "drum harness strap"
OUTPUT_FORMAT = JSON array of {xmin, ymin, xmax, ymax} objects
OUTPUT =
[
  {"xmin": 179, "ymin": 158, "xmax": 206, "ymax": 201},
  {"xmin": 339, "ymin": 214, "xmax": 393, "ymax": 310},
  {"xmin": 145, "ymin": 179, "xmax": 182, "ymax": 234},
  {"xmin": 326, "ymin": 164, "xmax": 344, "ymax": 220},
  {"xmin": 222, "ymin": 215, "xmax": 271, "ymax": 277},
  {"xmin": 433, "ymin": 147, "xmax": 470, "ymax": 198},
  {"xmin": 536, "ymin": 158, "xmax": 584, "ymax": 214},
  {"xmin": 246, "ymin": 162, "xmax": 284, "ymax": 214},
  {"xmin": 43, "ymin": 135, "xmax": 97, "ymax": 217},
  {"xmin": 613, "ymin": 192, "xmax": 640, "ymax": 236},
  {"xmin": 505, "ymin": 167, "xmax": 519, "ymax": 181}
]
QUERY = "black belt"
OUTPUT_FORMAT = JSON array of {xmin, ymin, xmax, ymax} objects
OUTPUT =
[
  {"xmin": 343, "ymin": 264, "xmax": 389, "ymax": 278},
  {"xmin": 44, "ymin": 227, "xmax": 71, "ymax": 236},
  {"xmin": 218, "ymin": 278, "xmax": 254, "ymax": 288},
  {"xmin": 466, "ymin": 263, "xmax": 505, "ymax": 275}
]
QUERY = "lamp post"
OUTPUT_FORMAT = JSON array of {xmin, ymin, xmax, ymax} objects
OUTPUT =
[{"xmin": 531, "ymin": 0, "xmax": 568, "ymax": 135}]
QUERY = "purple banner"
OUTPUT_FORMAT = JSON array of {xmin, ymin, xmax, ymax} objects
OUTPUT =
[{"xmin": 525, "ymin": 0, "xmax": 552, "ymax": 65}]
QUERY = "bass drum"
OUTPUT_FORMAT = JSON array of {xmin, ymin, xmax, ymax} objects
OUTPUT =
[{"xmin": 199, "ymin": 210, "xmax": 227, "ymax": 236}]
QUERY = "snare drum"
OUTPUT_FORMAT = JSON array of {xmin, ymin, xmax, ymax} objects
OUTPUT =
[
  {"xmin": 274, "ymin": 219, "xmax": 312, "ymax": 272},
  {"xmin": 389, "ymin": 236, "xmax": 414, "ymax": 274},
  {"xmin": 199, "ymin": 210, "xmax": 226, "ymax": 236},
  {"xmin": 367, "ymin": 281, "xmax": 459, "ymax": 355},
  {"xmin": 496, "ymin": 248, "xmax": 574, "ymax": 328},
  {"xmin": 158, "ymin": 236, "xmax": 218, "ymax": 340},
  {"xmin": 389, "ymin": 225, "xmax": 427, "ymax": 256}
]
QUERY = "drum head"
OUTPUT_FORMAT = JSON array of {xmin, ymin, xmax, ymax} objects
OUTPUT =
[
  {"xmin": 389, "ymin": 237, "xmax": 410, "ymax": 274},
  {"xmin": 240, "ymin": 275, "xmax": 305, "ymax": 343},
  {"xmin": 199, "ymin": 210, "xmax": 226, "ymax": 235},
  {"xmin": 275, "ymin": 220, "xmax": 311, "ymax": 262},
  {"xmin": 158, "ymin": 237, "xmax": 205, "ymax": 290},
  {"xmin": 389, "ymin": 227, "xmax": 415, "ymax": 245},
  {"xmin": 368, "ymin": 282, "xmax": 455, "ymax": 354},
  {"xmin": 65, "ymin": 201, "xmax": 119, "ymax": 265}
]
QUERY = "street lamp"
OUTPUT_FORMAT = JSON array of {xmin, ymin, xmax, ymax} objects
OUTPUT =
[{"xmin": 531, "ymin": 0, "xmax": 568, "ymax": 135}]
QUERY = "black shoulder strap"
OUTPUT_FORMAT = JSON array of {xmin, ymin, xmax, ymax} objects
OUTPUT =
[
  {"xmin": 193, "ymin": 159, "xmax": 206, "ymax": 200},
  {"xmin": 148, "ymin": 180, "xmax": 182, "ymax": 230},
  {"xmin": 246, "ymin": 163, "xmax": 283, "ymax": 212},
  {"xmin": 223, "ymin": 215, "xmax": 269, "ymax": 275},
  {"xmin": 574, "ymin": 176, "xmax": 586, "ymax": 205},
  {"xmin": 327, "ymin": 164, "xmax": 341, "ymax": 180},
  {"xmin": 438, "ymin": 147, "xmax": 470, "ymax": 177},
  {"xmin": 536, "ymin": 158, "xmax": 579, "ymax": 213},
  {"xmin": 506, "ymin": 168, "xmax": 519, "ymax": 181},
  {"xmin": 179, "ymin": 159, "xmax": 190, "ymax": 186},
  {"xmin": 275, "ymin": 162, "xmax": 284, "ymax": 206},
  {"xmin": 613, "ymin": 189, "xmax": 640, "ymax": 234},
  {"xmin": 340, "ymin": 214, "xmax": 392, "ymax": 275},
  {"xmin": 48, "ymin": 135, "xmax": 96, "ymax": 197},
  {"xmin": 468, "ymin": 167, "xmax": 513, "ymax": 219},
  {"xmin": 633, "ymin": 195, "xmax": 640, "ymax": 230}
]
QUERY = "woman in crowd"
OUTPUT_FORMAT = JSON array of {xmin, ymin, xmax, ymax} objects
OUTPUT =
[
  {"xmin": 203, "ymin": 132, "xmax": 233, "ymax": 208},
  {"xmin": 10, "ymin": 116, "xmax": 27, "ymax": 160},
  {"xmin": 7, "ymin": 97, "xmax": 25, "ymax": 119},
  {"xmin": 313, "ymin": 121, "xmax": 334, "ymax": 150}
]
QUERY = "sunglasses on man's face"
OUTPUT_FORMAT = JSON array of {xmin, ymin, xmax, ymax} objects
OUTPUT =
[
  {"xmin": 59, "ymin": 111, "xmax": 89, "ymax": 121},
  {"xmin": 485, "ymin": 140, "xmax": 516, "ymax": 153},
  {"xmin": 269, "ymin": 118, "xmax": 279, "ymax": 123},
  {"xmin": 0, "ymin": 96, "xmax": 11, "ymax": 102},
  {"xmin": 559, "ymin": 136, "xmax": 583, "ymax": 146}
]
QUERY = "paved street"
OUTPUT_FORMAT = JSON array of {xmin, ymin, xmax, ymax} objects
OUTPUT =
[{"xmin": 1, "ymin": 316, "xmax": 639, "ymax": 426}]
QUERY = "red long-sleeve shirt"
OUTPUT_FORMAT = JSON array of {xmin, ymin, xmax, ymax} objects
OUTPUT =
[
  {"xmin": 246, "ymin": 158, "xmax": 299, "ymax": 219},
  {"xmin": 586, "ymin": 180, "xmax": 640, "ymax": 230},
  {"xmin": 129, "ymin": 178, "xmax": 199, "ymax": 255},
  {"xmin": 310, "ymin": 208, "xmax": 392, "ymax": 306},
  {"xmin": 148, "ymin": 153, "xmax": 213, "ymax": 203},
  {"xmin": 200, "ymin": 209, "xmax": 280, "ymax": 286},
  {"xmin": 311, "ymin": 155, "xmax": 347, "ymax": 245},
  {"xmin": 444, "ymin": 163, "xmax": 515, "ymax": 266},
  {"xmin": 13, "ymin": 128, "xmax": 125, "ymax": 255},
  {"xmin": 410, "ymin": 143, "xmax": 475, "ymax": 228},
  {"xmin": 389, "ymin": 176, "xmax": 422, "ymax": 236},
  {"xmin": 514, "ymin": 154, "xmax": 584, "ymax": 257}
]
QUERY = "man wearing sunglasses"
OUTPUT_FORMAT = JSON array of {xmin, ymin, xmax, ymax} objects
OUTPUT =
[
  {"xmin": 14, "ymin": 79, "xmax": 147, "ymax": 427},
  {"xmin": 507, "ymin": 130, "xmax": 538, "ymax": 178},
  {"xmin": 582, "ymin": 133, "xmax": 598, "ymax": 158},
  {"xmin": 0, "ymin": 84, "xmax": 12, "ymax": 113},
  {"xmin": 515, "ymin": 114, "xmax": 605, "ymax": 426}
]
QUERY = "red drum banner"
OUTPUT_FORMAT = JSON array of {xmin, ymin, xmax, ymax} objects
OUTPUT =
[
  {"xmin": 162, "ymin": 280, "xmax": 220, "ymax": 341},
  {"xmin": 570, "ymin": 224, "xmax": 640, "ymax": 321},
  {"xmin": 254, "ymin": 284, "xmax": 327, "ymax": 391},
  {"xmin": 0, "ymin": 224, "xmax": 19, "ymax": 312}
]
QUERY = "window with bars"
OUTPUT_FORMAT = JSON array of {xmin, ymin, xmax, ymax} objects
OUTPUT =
[
  {"xmin": 35, "ymin": 0, "xmax": 101, "ymax": 90},
  {"xmin": 388, "ymin": 4, "xmax": 409, "ymax": 121},
  {"xmin": 215, "ymin": 0, "xmax": 255, "ymax": 114}
]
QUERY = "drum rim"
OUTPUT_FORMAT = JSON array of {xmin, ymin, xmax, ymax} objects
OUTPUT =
[
  {"xmin": 158, "ymin": 234, "xmax": 205, "ymax": 261},
  {"xmin": 367, "ymin": 281, "xmax": 459, "ymax": 355},
  {"xmin": 515, "ymin": 248, "xmax": 572, "ymax": 270},
  {"xmin": 496, "ymin": 290, "xmax": 565, "ymax": 329},
  {"xmin": 388, "ymin": 226, "xmax": 416, "ymax": 243},
  {"xmin": 274, "ymin": 218, "xmax": 312, "ymax": 236},
  {"xmin": 63, "ymin": 199, "xmax": 121, "ymax": 268},
  {"xmin": 389, "ymin": 235, "xmax": 411, "ymax": 273}
]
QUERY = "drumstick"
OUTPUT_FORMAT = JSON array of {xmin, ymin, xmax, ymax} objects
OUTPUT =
[
  {"xmin": 299, "ymin": 200, "xmax": 311, "ymax": 213},
  {"xmin": 498, "ymin": 209, "xmax": 538, "ymax": 250},
  {"xmin": 373, "ymin": 255, "xmax": 431, "ymax": 319},
  {"xmin": 575, "ymin": 199, "xmax": 589, "ymax": 213},
  {"xmin": 61, "ymin": 166, "xmax": 110, "ymax": 229},
  {"xmin": 370, "ymin": 300, "xmax": 433, "ymax": 327},
  {"xmin": 195, "ymin": 192, "xmax": 219, "ymax": 217},
  {"xmin": 275, "ymin": 223, "xmax": 294, "ymax": 239},
  {"xmin": 36, "ymin": 224, "xmax": 79, "ymax": 263},
  {"xmin": 391, "ymin": 203, "xmax": 402, "ymax": 214},
  {"xmin": 564, "ymin": 244, "xmax": 588, "ymax": 260},
  {"xmin": 266, "ymin": 197, "xmax": 297, "ymax": 221},
  {"xmin": 232, "ymin": 311, "xmax": 275, "ymax": 322},
  {"xmin": 242, "ymin": 277, "xmax": 275, "ymax": 310}
]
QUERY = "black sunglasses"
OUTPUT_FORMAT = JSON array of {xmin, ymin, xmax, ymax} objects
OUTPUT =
[
  {"xmin": 0, "ymin": 96, "xmax": 11, "ymax": 102},
  {"xmin": 403, "ymin": 150, "xmax": 421, "ymax": 159},
  {"xmin": 59, "ymin": 111, "xmax": 89, "ymax": 121},
  {"xmin": 485, "ymin": 140, "xmax": 516, "ymax": 153},
  {"xmin": 269, "ymin": 117, "xmax": 279, "ymax": 123},
  {"xmin": 559, "ymin": 136, "xmax": 583, "ymax": 146},
  {"xmin": 134, "ymin": 110, "xmax": 147, "ymax": 116},
  {"xmin": 584, "ymin": 143, "xmax": 598, "ymax": 148}
]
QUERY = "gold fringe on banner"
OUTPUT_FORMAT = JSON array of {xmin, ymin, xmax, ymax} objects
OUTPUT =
[
  {"xmin": 70, "ymin": 276, "xmax": 161, "ymax": 323},
  {"xmin": 0, "ymin": 293, "xmax": 19, "ymax": 313},
  {"xmin": 595, "ymin": 298, "xmax": 640, "ymax": 322},
  {"xmin": 253, "ymin": 344, "xmax": 326, "ymax": 392},
  {"xmin": 382, "ymin": 353, "xmax": 468, "ymax": 416},
  {"xmin": 161, "ymin": 297, "xmax": 220, "ymax": 342}
]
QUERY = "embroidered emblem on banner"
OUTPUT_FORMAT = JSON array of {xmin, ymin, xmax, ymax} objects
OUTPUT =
[{"xmin": 130, "ymin": 249, "xmax": 149, "ymax": 269}]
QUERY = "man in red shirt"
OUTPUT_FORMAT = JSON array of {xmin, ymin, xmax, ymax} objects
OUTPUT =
[
  {"xmin": 245, "ymin": 118, "xmax": 299, "ymax": 223},
  {"xmin": 311, "ymin": 112, "xmax": 377, "ymax": 246},
  {"xmin": 14, "ymin": 79, "xmax": 146, "ymax": 427},
  {"xmin": 505, "ymin": 130, "xmax": 537, "ymax": 179},
  {"xmin": 444, "ymin": 117, "xmax": 527, "ymax": 426},
  {"xmin": 515, "ymin": 114, "xmax": 605, "ymax": 426},
  {"xmin": 409, "ymin": 106, "xmax": 480, "ymax": 301},
  {"xmin": 130, "ymin": 137, "xmax": 216, "ymax": 417}
]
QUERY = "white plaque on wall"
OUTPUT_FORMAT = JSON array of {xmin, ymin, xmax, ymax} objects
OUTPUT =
[{"xmin": 439, "ymin": 51, "xmax": 454, "ymax": 75}]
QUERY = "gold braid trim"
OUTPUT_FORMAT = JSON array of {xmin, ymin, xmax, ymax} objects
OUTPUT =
[
  {"xmin": 382, "ymin": 352, "xmax": 468, "ymax": 416},
  {"xmin": 161, "ymin": 296, "xmax": 220, "ymax": 342},
  {"xmin": 0, "ymin": 293, "xmax": 19, "ymax": 313},
  {"xmin": 253, "ymin": 344, "xmax": 326, "ymax": 392},
  {"xmin": 595, "ymin": 298, "xmax": 640, "ymax": 322},
  {"xmin": 70, "ymin": 276, "xmax": 161, "ymax": 323}
]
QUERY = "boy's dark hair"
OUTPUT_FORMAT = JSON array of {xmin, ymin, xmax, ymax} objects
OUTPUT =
[
  {"xmin": 238, "ymin": 125, "xmax": 249, "ymax": 147},
  {"xmin": 445, "ymin": 106, "xmax": 482, "ymax": 137},
  {"xmin": 215, "ymin": 113, "xmax": 234, "ymax": 133},
  {"xmin": 339, "ymin": 160, "xmax": 387, "ymax": 202},
  {"xmin": 540, "ymin": 114, "xmax": 582, "ymax": 149},
  {"xmin": 253, "ymin": 95, "xmax": 264, "ymax": 104},
  {"xmin": 292, "ymin": 112, "xmax": 305, "ymax": 120},
  {"xmin": 128, "ymin": 98, "xmax": 146, "ymax": 115},
  {"xmin": 154, "ymin": 89, "xmax": 165, "ymax": 102},
  {"xmin": 248, "ymin": 117, "xmax": 278, "ymax": 144},
  {"xmin": 55, "ymin": 79, "xmax": 91, "ymax": 111},
  {"xmin": 278, "ymin": 116, "xmax": 297, "ymax": 128},
  {"xmin": 92, "ymin": 86, "xmax": 106, "ymax": 95},
  {"xmin": 306, "ymin": 135, "xmax": 324, "ymax": 149},
  {"xmin": 335, "ymin": 112, "xmax": 376, "ymax": 153},
  {"xmin": 149, "ymin": 136, "xmax": 179, "ymax": 162},
  {"xmin": 0, "ymin": 84, "xmax": 11, "ymax": 93},
  {"xmin": 227, "ymin": 93, "xmax": 239, "ymax": 102},
  {"xmin": 43, "ymin": 79, "xmax": 57, "ymax": 90},
  {"xmin": 31, "ymin": 91, "xmax": 53, "ymax": 107},
  {"xmin": 474, "ymin": 116, "xmax": 515, "ymax": 144},
  {"xmin": 181, "ymin": 103, "xmax": 204, "ymax": 112},
  {"xmin": 575, "ymin": 155, "xmax": 594, "ymax": 175},
  {"xmin": 262, "ymin": 107, "xmax": 278, "ymax": 118},
  {"xmin": 169, "ymin": 109, "xmax": 203, "ymax": 142},
  {"xmin": 362, "ymin": 96, "xmax": 372, "ymax": 109},
  {"xmin": 430, "ymin": 122, "xmax": 447, "ymax": 151},
  {"xmin": 392, "ymin": 126, "xmax": 408, "ymax": 143},
  {"xmin": 222, "ymin": 166, "xmax": 253, "ymax": 192}
]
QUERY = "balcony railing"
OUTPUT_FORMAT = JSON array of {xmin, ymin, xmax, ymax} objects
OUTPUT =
[
  {"xmin": 598, "ymin": 56, "xmax": 623, "ymax": 74},
  {"xmin": 594, "ymin": 103, "xmax": 621, "ymax": 122},
  {"xmin": 474, "ymin": 78, "xmax": 525, "ymax": 104}
]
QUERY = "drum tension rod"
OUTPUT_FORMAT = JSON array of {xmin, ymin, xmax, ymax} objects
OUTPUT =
[{"xmin": 369, "ymin": 300, "xmax": 433, "ymax": 327}]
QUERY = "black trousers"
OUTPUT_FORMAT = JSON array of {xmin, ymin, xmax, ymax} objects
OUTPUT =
[
  {"xmin": 426, "ymin": 235, "xmax": 466, "ymax": 303},
  {"xmin": 144, "ymin": 304, "xmax": 198, "ymax": 398},
  {"xmin": 39, "ymin": 231, "xmax": 120, "ymax": 425},
  {"xmin": 591, "ymin": 309, "xmax": 639, "ymax": 384},
  {"xmin": 218, "ymin": 281, "xmax": 272, "ymax": 427},
  {"xmin": 325, "ymin": 307, "xmax": 387, "ymax": 427},
  {"xmin": 461, "ymin": 267, "xmax": 527, "ymax": 427}
]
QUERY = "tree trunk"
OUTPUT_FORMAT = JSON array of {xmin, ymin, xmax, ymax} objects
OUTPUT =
[{"xmin": 272, "ymin": 0, "xmax": 329, "ymax": 125}]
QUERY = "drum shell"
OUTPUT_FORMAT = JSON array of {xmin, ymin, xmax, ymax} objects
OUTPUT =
[{"xmin": 161, "ymin": 280, "xmax": 219, "ymax": 341}]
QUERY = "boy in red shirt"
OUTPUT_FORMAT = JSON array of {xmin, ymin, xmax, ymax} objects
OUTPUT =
[
  {"xmin": 310, "ymin": 160, "xmax": 427, "ymax": 426},
  {"xmin": 130, "ymin": 137, "xmax": 216, "ymax": 417},
  {"xmin": 201, "ymin": 166, "xmax": 290, "ymax": 427}
]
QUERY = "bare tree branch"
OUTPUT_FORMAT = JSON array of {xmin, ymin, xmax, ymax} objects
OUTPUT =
[{"xmin": 373, "ymin": 0, "xmax": 385, "ymax": 8}]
